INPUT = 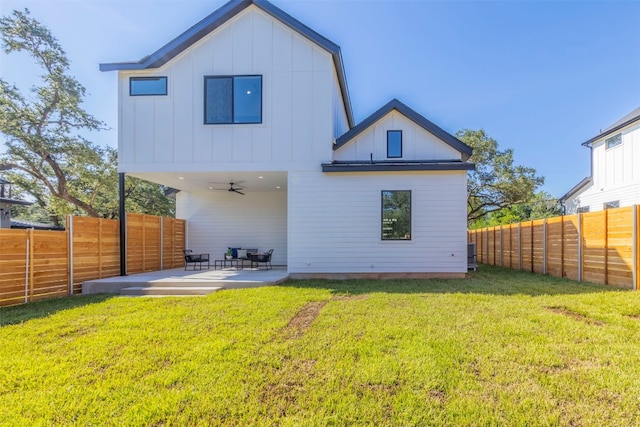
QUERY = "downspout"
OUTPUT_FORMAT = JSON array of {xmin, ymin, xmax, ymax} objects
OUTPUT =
[{"xmin": 119, "ymin": 172, "xmax": 127, "ymax": 276}]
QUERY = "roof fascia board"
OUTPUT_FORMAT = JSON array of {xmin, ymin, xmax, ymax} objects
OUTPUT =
[
  {"xmin": 334, "ymin": 99, "xmax": 472, "ymax": 160},
  {"xmin": 559, "ymin": 176, "xmax": 592, "ymax": 202},
  {"xmin": 99, "ymin": 0, "xmax": 354, "ymax": 127},
  {"xmin": 581, "ymin": 114, "xmax": 640, "ymax": 147}
]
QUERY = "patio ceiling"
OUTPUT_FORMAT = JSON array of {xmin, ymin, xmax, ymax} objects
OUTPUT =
[{"xmin": 127, "ymin": 171, "xmax": 288, "ymax": 194}]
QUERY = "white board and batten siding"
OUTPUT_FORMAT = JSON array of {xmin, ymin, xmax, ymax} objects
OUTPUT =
[
  {"xmin": 177, "ymin": 190, "xmax": 287, "ymax": 265},
  {"xmin": 118, "ymin": 6, "xmax": 342, "ymax": 174},
  {"xmin": 334, "ymin": 111, "xmax": 463, "ymax": 162},
  {"xmin": 568, "ymin": 122, "xmax": 640, "ymax": 213},
  {"xmin": 288, "ymin": 171, "xmax": 468, "ymax": 273}
]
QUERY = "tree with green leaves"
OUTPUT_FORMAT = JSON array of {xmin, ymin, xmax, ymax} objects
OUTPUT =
[
  {"xmin": 470, "ymin": 191, "xmax": 563, "ymax": 229},
  {"xmin": 457, "ymin": 129, "xmax": 545, "ymax": 225},
  {"xmin": 0, "ymin": 9, "xmax": 173, "ymax": 224}
]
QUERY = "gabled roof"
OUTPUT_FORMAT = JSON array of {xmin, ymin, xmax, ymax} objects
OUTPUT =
[
  {"xmin": 334, "ymin": 99, "xmax": 473, "ymax": 161},
  {"xmin": 581, "ymin": 107, "xmax": 640, "ymax": 147},
  {"xmin": 559, "ymin": 176, "xmax": 592, "ymax": 202},
  {"xmin": 99, "ymin": 0, "xmax": 354, "ymax": 127}
]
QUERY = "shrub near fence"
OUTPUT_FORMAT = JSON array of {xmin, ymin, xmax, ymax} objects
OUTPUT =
[
  {"xmin": 0, "ymin": 214, "xmax": 185, "ymax": 307},
  {"xmin": 468, "ymin": 206, "xmax": 639, "ymax": 289}
]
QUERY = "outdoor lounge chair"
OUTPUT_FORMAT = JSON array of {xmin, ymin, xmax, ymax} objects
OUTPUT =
[
  {"xmin": 249, "ymin": 249, "xmax": 273, "ymax": 270},
  {"xmin": 184, "ymin": 249, "xmax": 210, "ymax": 270}
]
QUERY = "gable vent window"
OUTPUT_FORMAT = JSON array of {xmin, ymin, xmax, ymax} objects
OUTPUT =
[
  {"xmin": 381, "ymin": 190, "xmax": 411, "ymax": 240},
  {"xmin": 130, "ymin": 77, "xmax": 167, "ymax": 96},
  {"xmin": 387, "ymin": 130, "xmax": 402, "ymax": 158},
  {"xmin": 605, "ymin": 133, "xmax": 622, "ymax": 149},
  {"xmin": 204, "ymin": 75, "xmax": 262, "ymax": 124}
]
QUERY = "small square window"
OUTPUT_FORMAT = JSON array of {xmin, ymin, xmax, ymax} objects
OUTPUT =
[
  {"xmin": 577, "ymin": 206, "xmax": 590, "ymax": 213},
  {"xmin": 381, "ymin": 190, "xmax": 411, "ymax": 240},
  {"xmin": 387, "ymin": 130, "xmax": 402, "ymax": 158},
  {"xmin": 603, "ymin": 200, "xmax": 619, "ymax": 210},
  {"xmin": 605, "ymin": 133, "xmax": 622, "ymax": 149},
  {"xmin": 130, "ymin": 77, "xmax": 167, "ymax": 96}
]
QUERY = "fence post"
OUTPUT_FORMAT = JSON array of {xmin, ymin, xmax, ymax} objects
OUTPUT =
[
  {"xmin": 578, "ymin": 213, "xmax": 582, "ymax": 282},
  {"xmin": 24, "ymin": 229, "xmax": 30, "ymax": 304},
  {"xmin": 98, "ymin": 218, "xmax": 103, "ymax": 279},
  {"xmin": 28, "ymin": 228, "xmax": 34, "ymax": 302},
  {"xmin": 561, "ymin": 216, "xmax": 565, "ymax": 279},
  {"xmin": 160, "ymin": 217, "xmax": 164, "ymax": 270},
  {"xmin": 543, "ymin": 218, "xmax": 547, "ymax": 275},
  {"xmin": 518, "ymin": 222, "xmax": 522, "ymax": 271},
  {"xmin": 633, "ymin": 205, "xmax": 638, "ymax": 291},
  {"xmin": 605, "ymin": 209, "xmax": 609, "ymax": 285},
  {"xmin": 485, "ymin": 228, "xmax": 489, "ymax": 265},
  {"xmin": 68, "ymin": 216, "xmax": 74, "ymax": 295},
  {"xmin": 499, "ymin": 225, "xmax": 503, "ymax": 267}
]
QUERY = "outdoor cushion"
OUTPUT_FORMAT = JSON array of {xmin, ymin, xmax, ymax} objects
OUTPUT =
[
  {"xmin": 237, "ymin": 249, "xmax": 247, "ymax": 259},
  {"xmin": 228, "ymin": 247, "xmax": 241, "ymax": 258}
]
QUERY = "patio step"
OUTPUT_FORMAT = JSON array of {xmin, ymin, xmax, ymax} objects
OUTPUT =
[{"xmin": 120, "ymin": 286, "xmax": 223, "ymax": 296}]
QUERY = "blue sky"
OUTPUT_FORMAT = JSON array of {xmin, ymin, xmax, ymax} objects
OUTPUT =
[{"xmin": 1, "ymin": 0, "xmax": 639, "ymax": 198}]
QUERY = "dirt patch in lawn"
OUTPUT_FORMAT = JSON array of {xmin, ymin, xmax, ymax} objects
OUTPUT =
[
  {"xmin": 284, "ymin": 302, "xmax": 327, "ymax": 339},
  {"xmin": 547, "ymin": 306, "xmax": 604, "ymax": 326}
]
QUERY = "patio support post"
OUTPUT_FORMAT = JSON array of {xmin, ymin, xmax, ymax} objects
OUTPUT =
[{"xmin": 119, "ymin": 172, "xmax": 127, "ymax": 276}]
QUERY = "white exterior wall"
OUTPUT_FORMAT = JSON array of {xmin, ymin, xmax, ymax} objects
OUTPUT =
[
  {"xmin": 332, "ymin": 72, "xmax": 349, "ymax": 139},
  {"xmin": 288, "ymin": 171, "xmax": 468, "ymax": 273},
  {"xmin": 118, "ymin": 6, "xmax": 337, "ymax": 174},
  {"xmin": 567, "ymin": 123, "xmax": 640, "ymax": 213},
  {"xmin": 333, "ymin": 111, "xmax": 462, "ymax": 162},
  {"xmin": 177, "ymin": 190, "xmax": 287, "ymax": 265}
]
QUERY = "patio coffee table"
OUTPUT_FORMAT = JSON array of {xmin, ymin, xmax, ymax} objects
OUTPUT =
[{"xmin": 214, "ymin": 258, "xmax": 252, "ymax": 270}]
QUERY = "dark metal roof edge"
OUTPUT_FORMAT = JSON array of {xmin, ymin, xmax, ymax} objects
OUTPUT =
[
  {"xmin": 321, "ymin": 162, "xmax": 475, "ymax": 173},
  {"xmin": 559, "ymin": 176, "xmax": 592, "ymax": 202},
  {"xmin": 581, "ymin": 113, "xmax": 640, "ymax": 147},
  {"xmin": 98, "ymin": 0, "xmax": 355, "ymax": 126},
  {"xmin": 0, "ymin": 197, "xmax": 33, "ymax": 206},
  {"xmin": 254, "ymin": 0, "xmax": 353, "ymax": 127},
  {"xmin": 334, "ymin": 98, "xmax": 472, "ymax": 160}
]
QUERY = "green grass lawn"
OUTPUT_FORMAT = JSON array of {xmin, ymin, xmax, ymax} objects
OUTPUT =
[{"xmin": 2, "ymin": 266, "xmax": 640, "ymax": 426}]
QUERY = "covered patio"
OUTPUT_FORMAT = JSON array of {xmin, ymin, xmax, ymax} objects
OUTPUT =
[{"xmin": 83, "ymin": 266, "xmax": 289, "ymax": 296}]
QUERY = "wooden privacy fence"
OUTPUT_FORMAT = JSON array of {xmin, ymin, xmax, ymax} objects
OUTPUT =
[
  {"xmin": 468, "ymin": 205, "xmax": 639, "ymax": 290},
  {"xmin": 0, "ymin": 214, "xmax": 185, "ymax": 307}
]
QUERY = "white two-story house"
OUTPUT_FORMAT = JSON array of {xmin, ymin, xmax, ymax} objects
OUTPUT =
[
  {"xmin": 100, "ymin": 0, "xmax": 474, "ymax": 278},
  {"xmin": 561, "ymin": 108, "xmax": 640, "ymax": 214}
]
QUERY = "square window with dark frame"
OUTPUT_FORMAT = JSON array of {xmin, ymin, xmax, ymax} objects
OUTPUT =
[
  {"xmin": 387, "ymin": 130, "xmax": 402, "ymax": 158},
  {"xmin": 577, "ymin": 206, "xmax": 590, "ymax": 213},
  {"xmin": 603, "ymin": 200, "xmax": 619, "ymax": 210},
  {"xmin": 130, "ymin": 77, "xmax": 168, "ymax": 96},
  {"xmin": 381, "ymin": 190, "xmax": 411, "ymax": 240},
  {"xmin": 204, "ymin": 75, "xmax": 262, "ymax": 124}
]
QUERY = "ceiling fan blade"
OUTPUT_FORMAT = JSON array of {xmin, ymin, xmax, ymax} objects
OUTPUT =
[{"xmin": 233, "ymin": 189, "xmax": 245, "ymax": 195}]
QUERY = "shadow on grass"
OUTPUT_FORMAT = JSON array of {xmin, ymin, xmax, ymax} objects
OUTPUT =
[
  {"xmin": 280, "ymin": 265, "xmax": 622, "ymax": 297},
  {"xmin": 0, "ymin": 294, "xmax": 114, "ymax": 327}
]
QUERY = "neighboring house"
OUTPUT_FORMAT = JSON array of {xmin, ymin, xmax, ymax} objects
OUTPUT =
[
  {"xmin": 561, "ymin": 108, "xmax": 640, "ymax": 214},
  {"xmin": 0, "ymin": 178, "xmax": 32, "ymax": 229},
  {"xmin": 100, "ymin": 0, "xmax": 474, "ymax": 277}
]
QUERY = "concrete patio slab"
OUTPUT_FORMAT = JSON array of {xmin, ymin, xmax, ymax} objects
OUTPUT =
[{"xmin": 83, "ymin": 266, "xmax": 289, "ymax": 296}]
